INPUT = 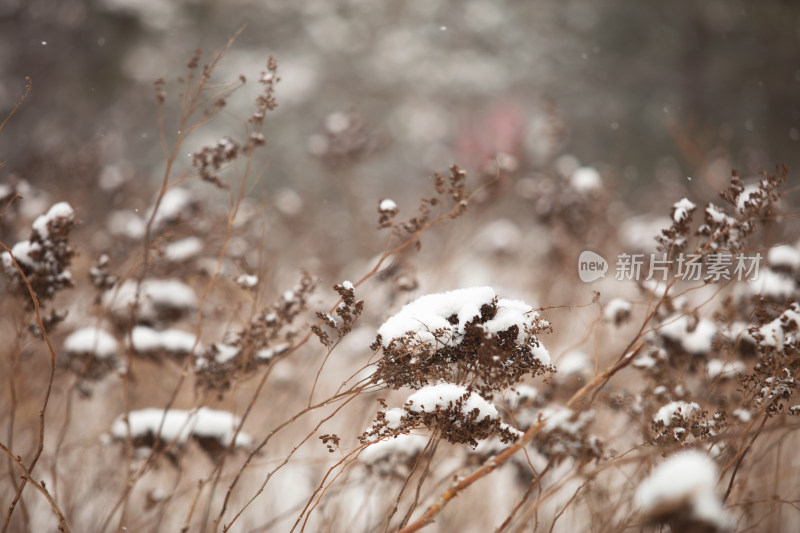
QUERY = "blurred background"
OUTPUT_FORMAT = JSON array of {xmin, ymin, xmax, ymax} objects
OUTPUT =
[
  {"xmin": 1, "ymin": 5, "xmax": 799, "ymax": 530},
  {"xmin": 1, "ymin": 0, "xmax": 799, "ymax": 255}
]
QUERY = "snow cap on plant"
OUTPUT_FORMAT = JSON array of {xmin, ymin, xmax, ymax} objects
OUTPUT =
[{"xmin": 372, "ymin": 286, "xmax": 554, "ymax": 396}]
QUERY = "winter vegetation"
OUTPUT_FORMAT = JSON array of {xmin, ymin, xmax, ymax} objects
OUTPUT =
[{"xmin": 3, "ymin": 9, "xmax": 800, "ymax": 533}]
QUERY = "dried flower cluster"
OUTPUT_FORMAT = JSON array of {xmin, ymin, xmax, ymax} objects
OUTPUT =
[
  {"xmin": 195, "ymin": 272, "xmax": 316, "ymax": 393},
  {"xmin": 371, "ymin": 288, "xmax": 553, "ymax": 396},
  {"xmin": 741, "ymin": 302, "xmax": 800, "ymax": 416},
  {"xmin": 360, "ymin": 287, "xmax": 554, "ymax": 451},
  {"xmin": 249, "ymin": 55, "xmax": 279, "ymax": 127},
  {"xmin": 390, "ymin": 165, "xmax": 470, "ymax": 239},
  {"xmin": 1, "ymin": 201, "xmax": 75, "ymax": 306},
  {"xmin": 191, "ymin": 137, "xmax": 240, "ymax": 188},
  {"xmin": 311, "ymin": 281, "xmax": 364, "ymax": 347},
  {"xmin": 361, "ymin": 386, "xmax": 521, "ymax": 448}
]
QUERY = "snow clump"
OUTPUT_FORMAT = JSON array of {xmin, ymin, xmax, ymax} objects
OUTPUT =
[
  {"xmin": 111, "ymin": 407, "xmax": 252, "ymax": 449},
  {"xmin": 373, "ymin": 287, "xmax": 553, "ymax": 393},
  {"xmin": 103, "ymin": 278, "xmax": 198, "ymax": 322},
  {"xmin": 377, "ymin": 286, "xmax": 545, "ymax": 356},
  {"xmin": 64, "ymin": 327, "xmax": 118, "ymax": 359},
  {"xmin": 672, "ymin": 197, "xmax": 696, "ymax": 223},
  {"xmin": 128, "ymin": 326, "xmax": 199, "ymax": 356},
  {"xmin": 635, "ymin": 451, "xmax": 729, "ymax": 531}
]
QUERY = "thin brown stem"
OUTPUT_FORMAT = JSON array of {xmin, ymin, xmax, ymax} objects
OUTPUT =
[
  {"xmin": 0, "ymin": 441, "xmax": 70, "ymax": 533},
  {"xmin": 0, "ymin": 241, "xmax": 60, "ymax": 533}
]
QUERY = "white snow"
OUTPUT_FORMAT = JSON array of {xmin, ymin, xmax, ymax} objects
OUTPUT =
[
  {"xmin": 406, "ymin": 383, "xmax": 498, "ymax": 421},
  {"xmin": 217, "ymin": 137, "xmax": 236, "ymax": 157},
  {"xmin": 0, "ymin": 202, "xmax": 76, "ymax": 282},
  {"xmin": 643, "ymin": 280, "xmax": 671, "ymax": 299},
  {"xmin": 377, "ymin": 287, "xmax": 541, "ymax": 352},
  {"xmin": 341, "ymin": 280, "xmax": 355, "ymax": 291},
  {"xmin": 658, "ymin": 315, "xmax": 717, "ymax": 355},
  {"xmin": 653, "ymin": 401, "xmax": 700, "ymax": 426},
  {"xmin": 103, "ymin": 278, "xmax": 198, "ymax": 321},
  {"xmin": 129, "ymin": 326, "xmax": 198, "ymax": 354},
  {"xmin": 633, "ymin": 349, "xmax": 664, "ymax": 369},
  {"xmin": 98, "ymin": 163, "xmax": 130, "ymax": 191},
  {"xmin": 2, "ymin": 240, "xmax": 41, "ymax": 272},
  {"xmin": 360, "ymin": 433, "xmax": 429, "ymax": 464},
  {"xmin": 107, "ymin": 210, "xmax": 145, "ymax": 239},
  {"xmin": 111, "ymin": 407, "xmax": 252, "ymax": 448},
  {"xmin": 256, "ymin": 343, "xmax": 290, "ymax": 361},
  {"xmin": 149, "ymin": 187, "xmax": 195, "ymax": 229},
  {"xmin": 481, "ymin": 298, "xmax": 532, "ymax": 338},
  {"xmin": 555, "ymin": 351, "xmax": 590, "ymax": 378},
  {"xmin": 63, "ymin": 327, "xmax": 118, "ymax": 359},
  {"xmin": 378, "ymin": 199, "xmax": 397, "ymax": 212},
  {"xmin": 212, "ymin": 343, "xmax": 240, "ymax": 363},
  {"xmin": 720, "ymin": 321, "xmax": 755, "ymax": 345},
  {"xmin": 32, "ymin": 202, "xmax": 74, "ymax": 239},
  {"xmin": 569, "ymin": 166, "xmax": 602, "ymax": 193},
  {"xmin": 748, "ymin": 268, "xmax": 798, "ymax": 299},
  {"xmin": 471, "ymin": 434, "xmax": 514, "ymax": 457},
  {"xmin": 529, "ymin": 343, "xmax": 552, "ymax": 366},
  {"xmin": 508, "ymin": 385, "xmax": 538, "ymax": 409},
  {"xmin": 736, "ymin": 183, "xmax": 761, "ymax": 212},
  {"xmin": 603, "ymin": 298, "xmax": 632, "ymax": 322},
  {"xmin": 383, "ymin": 407, "xmax": 406, "ymax": 429},
  {"xmin": 682, "ymin": 320, "xmax": 717, "ymax": 354},
  {"xmin": 767, "ymin": 244, "xmax": 800, "ymax": 270},
  {"xmin": 732, "ymin": 409, "xmax": 751, "ymax": 423},
  {"xmin": 757, "ymin": 304, "xmax": 800, "ymax": 349},
  {"xmin": 164, "ymin": 237, "xmax": 203, "ymax": 262},
  {"xmin": 635, "ymin": 451, "xmax": 728, "ymax": 529},
  {"xmin": 378, "ymin": 287, "xmax": 494, "ymax": 347},
  {"xmin": 672, "ymin": 197, "xmax": 696, "ymax": 223},
  {"xmin": 499, "ymin": 423, "xmax": 524, "ymax": 440},
  {"xmin": 706, "ymin": 359, "xmax": 745, "ymax": 380},
  {"xmin": 705, "ymin": 203, "xmax": 734, "ymax": 226},
  {"xmin": 236, "ymin": 274, "xmax": 259, "ymax": 289}
]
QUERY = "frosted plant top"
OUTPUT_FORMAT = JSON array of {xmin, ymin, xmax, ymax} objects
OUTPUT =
[{"xmin": 377, "ymin": 286, "xmax": 543, "ymax": 349}]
